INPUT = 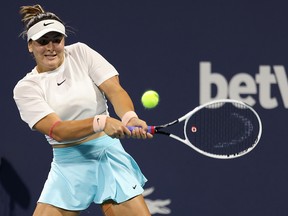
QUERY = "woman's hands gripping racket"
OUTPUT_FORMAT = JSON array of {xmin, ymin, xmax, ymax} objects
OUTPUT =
[{"xmin": 128, "ymin": 99, "xmax": 262, "ymax": 159}]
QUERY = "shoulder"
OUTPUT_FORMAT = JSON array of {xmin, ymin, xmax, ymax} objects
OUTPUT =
[
  {"xmin": 13, "ymin": 68, "xmax": 45, "ymax": 97},
  {"xmin": 65, "ymin": 42, "xmax": 94, "ymax": 54},
  {"xmin": 14, "ymin": 69, "xmax": 37, "ymax": 89},
  {"xmin": 14, "ymin": 74, "xmax": 41, "ymax": 96}
]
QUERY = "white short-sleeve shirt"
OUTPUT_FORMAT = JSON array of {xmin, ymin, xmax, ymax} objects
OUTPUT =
[{"xmin": 13, "ymin": 42, "xmax": 119, "ymax": 144}]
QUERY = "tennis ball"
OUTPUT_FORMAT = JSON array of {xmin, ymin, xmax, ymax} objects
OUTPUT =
[{"xmin": 141, "ymin": 90, "xmax": 159, "ymax": 109}]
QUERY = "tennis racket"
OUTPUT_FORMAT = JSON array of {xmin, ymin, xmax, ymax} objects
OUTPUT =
[{"xmin": 129, "ymin": 99, "xmax": 262, "ymax": 159}]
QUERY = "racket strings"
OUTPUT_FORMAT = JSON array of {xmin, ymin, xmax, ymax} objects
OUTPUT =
[{"xmin": 186, "ymin": 102, "xmax": 260, "ymax": 157}]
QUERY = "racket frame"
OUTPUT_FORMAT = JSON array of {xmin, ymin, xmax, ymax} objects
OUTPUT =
[{"xmin": 153, "ymin": 99, "xmax": 262, "ymax": 159}]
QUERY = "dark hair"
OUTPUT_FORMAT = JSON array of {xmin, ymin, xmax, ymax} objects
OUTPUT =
[{"xmin": 19, "ymin": 4, "xmax": 65, "ymax": 39}]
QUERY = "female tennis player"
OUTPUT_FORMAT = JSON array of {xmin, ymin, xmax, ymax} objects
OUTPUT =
[{"xmin": 13, "ymin": 4, "xmax": 152, "ymax": 216}]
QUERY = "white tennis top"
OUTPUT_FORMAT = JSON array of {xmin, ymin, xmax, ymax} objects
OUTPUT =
[{"xmin": 13, "ymin": 42, "xmax": 119, "ymax": 145}]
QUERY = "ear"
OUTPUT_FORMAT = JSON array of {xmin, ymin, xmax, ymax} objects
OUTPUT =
[{"xmin": 28, "ymin": 42, "xmax": 33, "ymax": 53}]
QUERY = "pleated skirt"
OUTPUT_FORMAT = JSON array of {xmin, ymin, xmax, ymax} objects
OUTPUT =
[{"xmin": 38, "ymin": 135, "xmax": 147, "ymax": 210}]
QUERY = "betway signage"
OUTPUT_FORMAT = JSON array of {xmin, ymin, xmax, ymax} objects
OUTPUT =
[{"xmin": 200, "ymin": 62, "xmax": 288, "ymax": 109}]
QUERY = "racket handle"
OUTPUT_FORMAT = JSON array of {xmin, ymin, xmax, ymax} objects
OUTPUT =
[{"xmin": 127, "ymin": 126, "xmax": 155, "ymax": 135}]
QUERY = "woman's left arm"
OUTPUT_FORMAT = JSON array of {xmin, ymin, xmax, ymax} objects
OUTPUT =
[{"xmin": 99, "ymin": 76, "xmax": 153, "ymax": 139}]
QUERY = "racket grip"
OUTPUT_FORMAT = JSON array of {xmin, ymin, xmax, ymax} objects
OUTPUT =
[{"xmin": 127, "ymin": 126, "xmax": 155, "ymax": 134}]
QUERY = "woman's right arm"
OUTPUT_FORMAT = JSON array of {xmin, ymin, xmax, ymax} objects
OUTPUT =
[
  {"xmin": 33, "ymin": 113, "xmax": 96, "ymax": 142},
  {"xmin": 34, "ymin": 112, "xmax": 133, "ymax": 142}
]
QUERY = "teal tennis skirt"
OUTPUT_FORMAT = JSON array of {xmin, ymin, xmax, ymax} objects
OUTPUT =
[{"xmin": 38, "ymin": 135, "xmax": 147, "ymax": 211}]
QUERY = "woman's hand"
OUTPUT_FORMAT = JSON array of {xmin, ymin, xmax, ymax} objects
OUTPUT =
[
  {"xmin": 126, "ymin": 117, "xmax": 153, "ymax": 139},
  {"xmin": 103, "ymin": 117, "xmax": 131, "ymax": 139},
  {"xmin": 103, "ymin": 117, "xmax": 153, "ymax": 139}
]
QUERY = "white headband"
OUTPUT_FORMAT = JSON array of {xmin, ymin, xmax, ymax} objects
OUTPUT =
[{"xmin": 27, "ymin": 19, "xmax": 67, "ymax": 42}]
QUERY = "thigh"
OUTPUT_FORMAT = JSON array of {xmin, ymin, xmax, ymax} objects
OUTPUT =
[
  {"xmin": 33, "ymin": 203, "xmax": 81, "ymax": 216},
  {"xmin": 101, "ymin": 195, "xmax": 151, "ymax": 216}
]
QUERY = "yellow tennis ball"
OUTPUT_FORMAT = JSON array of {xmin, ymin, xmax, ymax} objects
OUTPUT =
[{"xmin": 141, "ymin": 90, "xmax": 159, "ymax": 109}]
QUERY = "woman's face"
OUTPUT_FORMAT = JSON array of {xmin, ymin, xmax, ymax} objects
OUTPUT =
[{"xmin": 28, "ymin": 32, "xmax": 65, "ymax": 73}]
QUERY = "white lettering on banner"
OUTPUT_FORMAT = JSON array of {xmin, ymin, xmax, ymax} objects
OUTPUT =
[
  {"xmin": 273, "ymin": 65, "xmax": 288, "ymax": 108},
  {"xmin": 199, "ymin": 62, "xmax": 288, "ymax": 109},
  {"xmin": 256, "ymin": 66, "xmax": 277, "ymax": 109},
  {"xmin": 143, "ymin": 187, "xmax": 172, "ymax": 215}
]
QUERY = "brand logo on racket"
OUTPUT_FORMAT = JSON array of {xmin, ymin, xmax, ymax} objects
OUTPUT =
[
  {"xmin": 214, "ymin": 112, "xmax": 253, "ymax": 148},
  {"xmin": 191, "ymin": 126, "xmax": 197, "ymax": 133}
]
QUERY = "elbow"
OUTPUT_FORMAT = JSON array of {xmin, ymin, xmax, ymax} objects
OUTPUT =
[
  {"xmin": 49, "ymin": 121, "xmax": 65, "ymax": 142},
  {"xmin": 50, "ymin": 130, "xmax": 80, "ymax": 143},
  {"xmin": 49, "ymin": 129, "xmax": 65, "ymax": 142},
  {"xmin": 51, "ymin": 134, "xmax": 65, "ymax": 142}
]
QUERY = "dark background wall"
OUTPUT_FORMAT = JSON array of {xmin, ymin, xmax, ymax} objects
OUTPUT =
[{"xmin": 1, "ymin": 1, "xmax": 288, "ymax": 215}]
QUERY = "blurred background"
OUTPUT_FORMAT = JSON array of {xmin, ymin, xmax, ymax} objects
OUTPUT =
[{"xmin": 1, "ymin": 1, "xmax": 288, "ymax": 215}]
